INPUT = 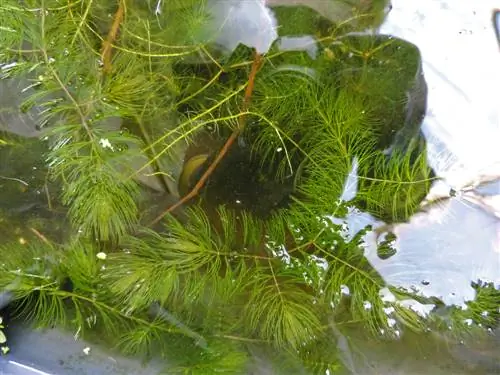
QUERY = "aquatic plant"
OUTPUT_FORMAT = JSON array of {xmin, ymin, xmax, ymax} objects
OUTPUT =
[
  {"xmin": 0, "ymin": 1, "xmax": 497, "ymax": 373},
  {"xmin": 0, "ymin": 316, "xmax": 8, "ymax": 355}
]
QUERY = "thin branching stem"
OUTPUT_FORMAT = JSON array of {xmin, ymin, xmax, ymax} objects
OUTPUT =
[
  {"xmin": 28, "ymin": 228, "xmax": 52, "ymax": 246},
  {"xmin": 149, "ymin": 51, "xmax": 264, "ymax": 225},
  {"xmin": 40, "ymin": 0, "xmax": 93, "ymax": 139},
  {"xmin": 215, "ymin": 334, "xmax": 266, "ymax": 344},
  {"xmin": 101, "ymin": 0, "xmax": 126, "ymax": 74}
]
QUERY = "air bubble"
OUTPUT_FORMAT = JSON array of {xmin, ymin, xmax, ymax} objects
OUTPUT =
[{"xmin": 340, "ymin": 284, "xmax": 350, "ymax": 296}]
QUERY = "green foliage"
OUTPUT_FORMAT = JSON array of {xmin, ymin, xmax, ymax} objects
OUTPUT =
[
  {"xmin": 355, "ymin": 140, "xmax": 434, "ymax": 222},
  {"xmin": 167, "ymin": 339, "xmax": 250, "ymax": 374},
  {"xmin": 104, "ymin": 207, "xmax": 323, "ymax": 350},
  {"xmin": 277, "ymin": 202, "xmax": 393, "ymax": 335},
  {"xmin": 105, "ymin": 207, "xmax": 251, "ymax": 313},
  {"xmin": 271, "ymin": 5, "xmax": 333, "ymax": 37},
  {"xmin": 243, "ymin": 261, "xmax": 322, "ymax": 349},
  {"xmin": 248, "ymin": 34, "xmax": 433, "ymax": 224},
  {"xmin": 1, "ymin": 1, "xmax": 492, "ymax": 374},
  {"xmin": 0, "ymin": 0, "xmax": 207, "ymax": 241},
  {"xmin": 0, "ymin": 239, "xmax": 195, "ymax": 356},
  {"xmin": 47, "ymin": 127, "xmax": 143, "ymax": 241},
  {"xmin": 269, "ymin": 0, "xmax": 391, "ymax": 38},
  {"xmin": 258, "ymin": 336, "xmax": 342, "ymax": 375},
  {"xmin": 449, "ymin": 282, "xmax": 500, "ymax": 331},
  {"xmin": 296, "ymin": 334, "xmax": 343, "ymax": 375}
]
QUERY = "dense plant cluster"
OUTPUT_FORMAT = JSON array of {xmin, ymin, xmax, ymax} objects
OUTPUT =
[{"xmin": 0, "ymin": 1, "xmax": 498, "ymax": 373}]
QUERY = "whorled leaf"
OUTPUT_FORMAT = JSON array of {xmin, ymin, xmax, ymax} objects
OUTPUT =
[{"xmin": 244, "ymin": 262, "xmax": 322, "ymax": 349}]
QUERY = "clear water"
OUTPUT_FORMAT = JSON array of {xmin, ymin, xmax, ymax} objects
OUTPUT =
[{"xmin": 0, "ymin": 1, "xmax": 499, "ymax": 374}]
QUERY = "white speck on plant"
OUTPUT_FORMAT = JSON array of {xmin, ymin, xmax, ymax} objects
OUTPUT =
[
  {"xmin": 0, "ymin": 1, "xmax": 496, "ymax": 371},
  {"xmin": 383, "ymin": 306, "xmax": 395, "ymax": 315},
  {"xmin": 99, "ymin": 138, "xmax": 114, "ymax": 151},
  {"xmin": 96, "ymin": 252, "xmax": 107, "ymax": 260},
  {"xmin": 340, "ymin": 285, "xmax": 350, "ymax": 296}
]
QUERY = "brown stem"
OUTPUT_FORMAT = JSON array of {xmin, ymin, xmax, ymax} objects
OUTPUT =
[
  {"xmin": 101, "ymin": 0, "xmax": 125, "ymax": 74},
  {"xmin": 149, "ymin": 51, "xmax": 263, "ymax": 226},
  {"xmin": 29, "ymin": 227, "xmax": 51, "ymax": 246}
]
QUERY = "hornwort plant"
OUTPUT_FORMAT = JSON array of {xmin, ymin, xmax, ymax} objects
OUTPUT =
[{"xmin": 0, "ymin": 1, "xmax": 498, "ymax": 373}]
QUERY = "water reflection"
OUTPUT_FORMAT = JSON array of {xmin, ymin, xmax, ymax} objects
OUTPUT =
[
  {"xmin": 0, "ymin": 1, "xmax": 499, "ymax": 374},
  {"xmin": 493, "ymin": 9, "xmax": 500, "ymax": 48},
  {"xmin": 344, "ymin": 2, "xmax": 500, "ymax": 372},
  {"xmin": 375, "ymin": 0, "xmax": 500, "ymax": 306}
]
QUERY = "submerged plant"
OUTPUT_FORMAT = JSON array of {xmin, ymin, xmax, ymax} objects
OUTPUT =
[
  {"xmin": 0, "ymin": 0, "xmax": 497, "ymax": 373},
  {"xmin": 0, "ymin": 316, "xmax": 8, "ymax": 355}
]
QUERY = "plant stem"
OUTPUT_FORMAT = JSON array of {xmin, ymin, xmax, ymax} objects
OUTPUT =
[
  {"xmin": 101, "ymin": 0, "xmax": 125, "ymax": 74},
  {"xmin": 149, "ymin": 51, "xmax": 263, "ymax": 225},
  {"xmin": 29, "ymin": 227, "xmax": 51, "ymax": 246}
]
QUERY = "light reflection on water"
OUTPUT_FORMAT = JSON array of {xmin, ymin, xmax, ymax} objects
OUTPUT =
[
  {"xmin": 339, "ymin": 1, "xmax": 500, "ymax": 372},
  {"xmin": 374, "ymin": 0, "xmax": 500, "ymax": 312},
  {"xmin": 0, "ymin": 1, "xmax": 499, "ymax": 374}
]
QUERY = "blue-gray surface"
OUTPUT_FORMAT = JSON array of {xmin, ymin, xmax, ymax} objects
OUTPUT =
[
  {"xmin": 0, "ymin": 324, "xmax": 162, "ymax": 375},
  {"xmin": 1, "ymin": 0, "xmax": 499, "ymax": 374}
]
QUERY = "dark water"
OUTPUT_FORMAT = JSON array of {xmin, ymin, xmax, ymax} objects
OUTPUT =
[{"xmin": 1, "ymin": 1, "xmax": 499, "ymax": 375}]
